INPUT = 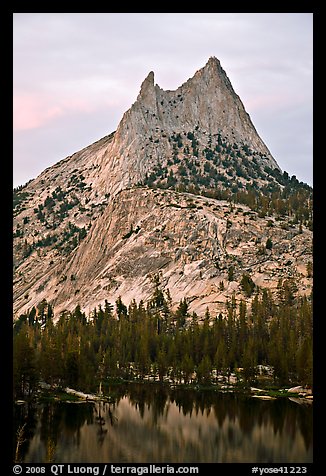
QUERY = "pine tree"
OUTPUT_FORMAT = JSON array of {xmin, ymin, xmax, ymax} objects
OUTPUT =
[
  {"xmin": 266, "ymin": 238, "xmax": 273, "ymax": 250},
  {"xmin": 181, "ymin": 354, "xmax": 194, "ymax": 384},
  {"xmin": 175, "ymin": 298, "xmax": 188, "ymax": 328},
  {"xmin": 157, "ymin": 349, "xmax": 168, "ymax": 383},
  {"xmin": 13, "ymin": 329, "xmax": 38, "ymax": 399},
  {"xmin": 240, "ymin": 273, "xmax": 255, "ymax": 297},
  {"xmin": 214, "ymin": 340, "xmax": 227, "ymax": 378},
  {"xmin": 137, "ymin": 336, "xmax": 150, "ymax": 379},
  {"xmin": 197, "ymin": 355, "xmax": 212, "ymax": 384},
  {"xmin": 116, "ymin": 296, "xmax": 128, "ymax": 320},
  {"xmin": 228, "ymin": 265, "xmax": 235, "ymax": 281},
  {"xmin": 242, "ymin": 338, "xmax": 257, "ymax": 383}
]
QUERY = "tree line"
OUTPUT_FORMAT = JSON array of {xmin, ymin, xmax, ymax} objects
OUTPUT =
[{"xmin": 13, "ymin": 278, "xmax": 312, "ymax": 400}]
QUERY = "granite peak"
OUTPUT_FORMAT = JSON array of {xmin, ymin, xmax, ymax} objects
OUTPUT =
[{"xmin": 13, "ymin": 59, "xmax": 312, "ymax": 319}]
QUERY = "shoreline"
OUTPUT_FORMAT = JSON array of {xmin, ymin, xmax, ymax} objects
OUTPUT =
[{"xmin": 15, "ymin": 379, "xmax": 313, "ymax": 405}]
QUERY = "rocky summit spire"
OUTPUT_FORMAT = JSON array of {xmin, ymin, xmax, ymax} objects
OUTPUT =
[
  {"xmin": 200, "ymin": 56, "xmax": 234, "ymax": 91},
  {"xmin": 205, "ymin": 55, "xmax": 221, "ymax": 70},
  {"xmin": 115, "ymin": 57, "xmax": 280, "ymax": 176},
  {"xmin": 137, "ymin": 71, "xmax": 155, "ymax": 101}
]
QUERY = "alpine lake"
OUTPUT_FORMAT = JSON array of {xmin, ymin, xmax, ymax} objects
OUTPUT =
[{"xmin": 14, "ymin": 383, "xmax": 312, "ymax": 464}]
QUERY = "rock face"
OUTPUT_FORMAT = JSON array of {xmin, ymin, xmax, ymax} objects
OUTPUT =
[
  {"xmin": 13, "ymin": 58, "xmax": 312, "ymax": 318},
  {"xmin": 14, "ymin": 187, "xmax": 312, "ymax": 317}
]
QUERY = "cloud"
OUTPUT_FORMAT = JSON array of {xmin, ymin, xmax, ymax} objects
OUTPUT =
[
  {"xmin": 13, "ymin": 94, "xmax": 62, "ymax": 130},
  {"xmin": 13, "ymin": 93, "xmax": 106, "ymax": 131}
]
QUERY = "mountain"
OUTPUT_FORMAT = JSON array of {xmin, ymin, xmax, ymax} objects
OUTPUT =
[{"xmin": 13, "ymin": 57, "xmax": 313, "ymax": 319}]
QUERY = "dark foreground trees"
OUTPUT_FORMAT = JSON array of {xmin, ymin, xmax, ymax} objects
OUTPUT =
[{"xmin": 13, "ymin": 281, "xmax": 312, "ymax": 398}]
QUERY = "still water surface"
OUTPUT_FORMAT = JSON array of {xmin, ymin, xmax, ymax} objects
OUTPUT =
[{"xmin": 14, "ymin": 385, "xmax": 312, "ymax": 463}]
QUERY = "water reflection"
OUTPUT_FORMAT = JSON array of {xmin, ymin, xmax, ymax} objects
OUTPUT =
[{"xmin": 14, "ymin": 384, "xmax": 313, "ymax": 463}]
